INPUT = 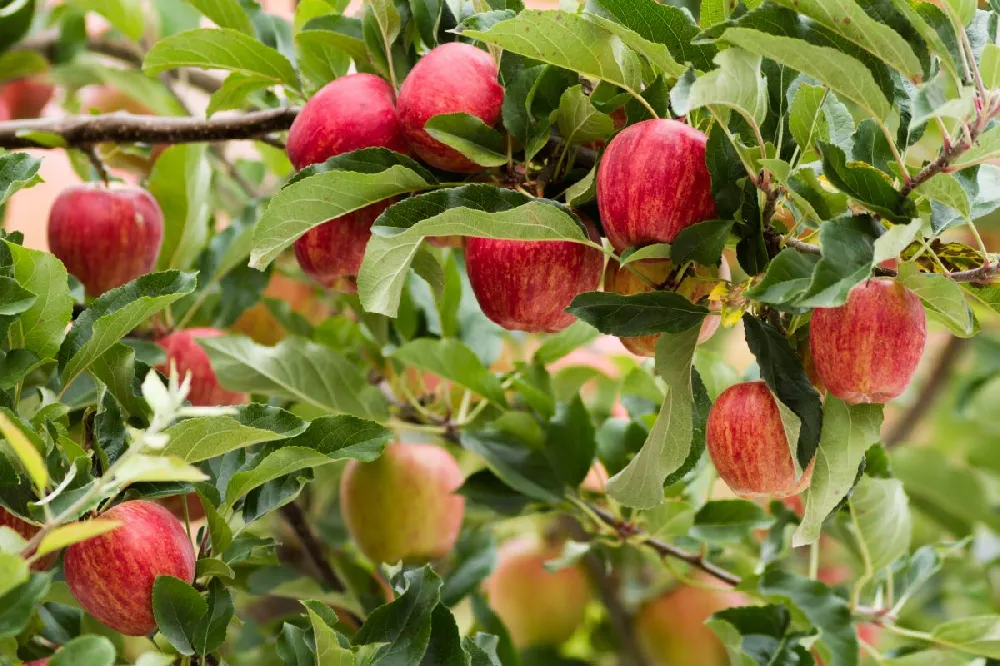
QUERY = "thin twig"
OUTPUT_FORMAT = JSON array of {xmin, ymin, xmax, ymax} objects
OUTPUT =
[{"xmin": 83, "ymin": 146, "xmax": 110, "ymax": 186}]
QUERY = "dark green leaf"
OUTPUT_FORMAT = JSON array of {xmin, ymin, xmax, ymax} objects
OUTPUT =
[
  {"xmin": 0, "ymin": 152, "xmax": 42, "ymax": 206},
  {"xmin": 566, "ymin": 291, "xmax": 709, "ymax": 338},
  {"xmin": 48, "ymin": 635, "xmax": 116, "ymax": 666},
  {"xmin": 152, "ymin": 575, "xmax": 207, "ymax": 656},
  {"xmin": 353, "ymin": 567, "xmax": 442, "ymax": 665},
  {"xmin": 819, "ymin": 142, "xmax": 913, "ymax": 222},
  {"xmin": 670, "ymin": 219, "xmax": 735, "ymax": 266},
  {"xmin": 544, "ymin": 395, "xmax": 596, "ymax": 489},
  {"xmin": 693, "ymin": 499, "xmax": 774, "ymax": 541}
]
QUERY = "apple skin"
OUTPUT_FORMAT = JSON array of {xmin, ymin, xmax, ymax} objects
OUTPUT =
[
  {"xmin": 482, "ymin": 537, "xmax": 590, "ymax": 648},
  {"xmin": 340, "ymin": 443, "xmax": 465, "ymax": 564},
  {"xmin": 286, "ymin": 73, "xmax": 409, "ymax": 171},
  {"xmin": 0, "ymin": 507, "xmax": 56, "ymax": 571},
  {"xmin": 636, "ymin": 583, "xmax": 745, "ymax": 666},
  {"xmin": 64, "ymin": 500, "xmax": 196, "ymax": 636},
  {"xmin": 156, "ymin": 328, "xmax": 249, "ymax": 407},
  {"xmin": 706, "ymin": 381, "xmax": 814, "ymax": 499},
  {"xmin": 47, "ymin": 184, "xmax": 164, "ymax": 297},
  {"xmin": 603, "ymin": 257, "xmax": 730, "ymax": 356},
  {"xmin": 293, "ymin": 198, "xmax": 394, "ymax": 293},
  {"xmin": 810, "ymin": 279, "xmax": 926, "ymax": 405},
  {"xmin": 0, "ymin": 77, "xmax": 53, "ymax": 119},
  {"xmin": 597, "ymin": 119, "xmax": 716, "ymax": 251},
  {"xmin": 465, "ymin": 221, "xmax": 604, "ymax": 333},
  {"xmin": 0, "ymin": 99, "xmax": 10, "ymax": 121},
  {"xmin": 24, "ymin": 659, "xmax": 49, "ymax": 666},
  {"xmin": 397, "ymin": 42, "xmax": 504, "ymax": 172}
]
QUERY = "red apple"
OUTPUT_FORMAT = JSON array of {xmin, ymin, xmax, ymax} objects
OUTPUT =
[
  {"xmin": 156, "ymin": 328, "xmax": 249, "ymax": 407},
  {"xmin": 0, "ymin": 77, "xmax": 53, "ymax": 119},
  {"xmin": 597, "ymin": 119, "xmax": 716, "ymax": 251},
  {"xmin": 340, "ymin": 443, "xmax": 465, "ymax": 564},
  {"xmin": 24, "ymin": 659, "xmax": 49, "ymax": 666},
  {"xmin": 465, "ymin": 219, "xmax": 604, "ymax": 333},
  {"xmin": 706, "ymin": 381, "xmax": 814, "ymax": 499},
  {"xmin": 47, "ymin": 184, "xmax": 164, "ymax": 297},
  {"xmin": 397, "ymin": 42, "xmax": 504, "ymax": 172},
  {"xmin": 0, "ymin": 98, "xmax": 10, "ymax": 122},
  {"xmin": 809, "ymin": 279, "xmax": 926, "ymax": 404},
  {"xmin": 64, "ymin": 500, "xmax": 196, "ymax": 636},
  {"xmin": 603, "ymin": 257, "xmax": 730, "ymax": 356},
  {"xmin": 636, "ymin": 583, "xmax": 745, "ymax": 666},
  {"xmin": 482, "ymin": 537, "xmax": 590, "ymax": 648},
  {"xmin": 0, "ymin": 507, "xmax": 56, "ymax": 570}
]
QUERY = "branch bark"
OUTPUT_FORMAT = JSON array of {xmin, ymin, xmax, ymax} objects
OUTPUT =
[{"xmin": 0, "ymin": 108, "xmax": 299, "ymax": 149}]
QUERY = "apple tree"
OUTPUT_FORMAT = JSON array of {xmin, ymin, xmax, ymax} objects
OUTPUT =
[{"xmin": 1, "ymin": 0, "xmax": 1000, "ymax": 664}]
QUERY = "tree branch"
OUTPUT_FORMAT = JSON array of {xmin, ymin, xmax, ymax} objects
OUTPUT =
[{"xmin": 0, "ymin": 108, "xmax": 299, "ymax": 149}]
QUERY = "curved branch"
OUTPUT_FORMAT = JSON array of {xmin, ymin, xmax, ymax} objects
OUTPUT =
[{"xmin": 0, "ymin": 108, "xmax": 299, "ymax": 149}]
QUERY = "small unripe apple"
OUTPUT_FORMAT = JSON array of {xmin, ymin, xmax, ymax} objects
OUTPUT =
[
  {"xmin": 0, "ymin": 507, "xmax": 56, "ymax": 570},
  {"xmin": 465, "ymin": 220, "xmax": 604, "ymax": 333},
  {"xmin": 156, "ymin": 328, "xmax": 249, "ymax": 407},
  {"xmin": 597, "ymin": 119, "xmax": 716, "ymax": 251},
  {"xmin": 397, "ymin": 42, "xmax": 504, "ymax": 172},
  {"xmin": 482, "ymin": 537, "xmax": 590, "ymax": 648},
  {"xmin": 340, "ymin": 443, "xmax": 464, "ymax": 564},
  {"xmin": 64, "ymin": 500, "xmax": 196, "ymax": 636},
  {"xmin": 636, "ymin": 583, "xmax": 744, "ymax": 666},
  {"xmin": 0, "ymin": 77, "xmax": 53, "ymax": 119},
  {"xmin": 603, "ymin": 257, "xmax": 730, "ymax": 356},
  {"xmin": 293, "ymin": 198, "xmax": 394, "ymax": 293},
  {"xmin": 809, "ymin": 279, "xmax": 926, "ymax": 404},
  {"xmin": 706, "ymin": 381, "xmax": 814, "ymax": 499},
  {"xmin": 47, "ymin": 184, "xmax": 164, "ymax": 297}
]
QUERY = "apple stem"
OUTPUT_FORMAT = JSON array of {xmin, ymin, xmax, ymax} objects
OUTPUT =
[{"xmin": 84, "ymin": 147, "xmax": 110, "ymax": 187}]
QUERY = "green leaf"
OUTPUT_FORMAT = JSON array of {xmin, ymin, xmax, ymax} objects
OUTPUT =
[
  {"xmin": 49, "ymin": 635, "xmax": 116, "ymax": 666},
  {"xmin": 2, "ymin": 242, "xmax": 73, "ymax": 360},
  {"xmin": 88, "ymin": 343, "xmax": 153, "ymax": 419},
  {"xmin": 982, "ymin": 43, "xmax": 1000, "ymax": 88},
  {"xmin": 819, "ymin": 143, "xmax": 911, "ymax": 221},
  {"xmin": 305, "ymin": 602, "xmax": 354, "ymax": 666},
  {"xmin": 199, "ymin": 336, "xmax": 390, "ymax": 420},
  {"xmin": 682, "ymin": 47, "xmax": 767, "ymax": 128},
  {"xmin": 181, "ymin": 0, "xmax": 255, "ymax": 35},
  {"xmin": 544, "ymin": 395, "xmax": 596, "ymax": 489},
  {"xmin": 0, "ymin": 411, "xmax": 46, "ymax": 496},
  {"xmin": 931, "ymin": 616, "xmax": 1000, "ymax": 658},
  {"xmin": 424, "ymin": 113, "xmax": 508, "ymax": 167},
  {"xmin": 144, "ymin": 28, "xmax": 299, "ymax": 88},
  {"xmin": 67, "ymin": 0, "xmax": 144, "ymax": 40},
  {"xmin": 850, "ymin": 476, "xmax": 912, "ymax": 575},
  {"xmin": 460, "ymin": 429, "xmax": 563, "ymax": 503},
  {"xmin": 358, "ymin": 187, "xmax": 591, "ymax": 317},
  {"xmin": 769, "ymin": 0, "xmax": 922, "ymax": 78},
  {"xmin": 794, "ymin": 216, "xmax": 878, "ymax": 308},
  {"xmin": 300, "ymin": 15, "xmax": 368, "ymax": 66},
  {"xmin": 0, "ymin": 276, "xmax": 35, "ymax": 316},
  {"xmin": 35, "ymin": 519, "xmax": 121, "ymax": 557},
  {"xmin": 294, "ymin": 32, "xmax": 350, "ymax": 93},
  {"xmin": 161, "ymin": 403, "xmax": 308, "ymax": 462},
  {"xmin": 0, "ymin": 554, "xmax": 27, "ymax": 600},
  {"xmin": 353, "ymin": 567, "xmax": 442, "ymax": 664},
  {"xmin": 873, "ymin": 219, "xmax": 923, "ymax": 266},
  {"xmin": 745, "ymin": 249, "xmax": 820, "ymax": 306},
  {"xmin": 365, "ymin": 0, "xmax": 400, "ymax": 50},
  {"xmin": 581, "ymin": 12, "xmax": 686, "ymax": 79},
  {"xmin": 114, "ymin": 454, "xmax": 209, "ymax": 484},
  {"xmin": 390, "ymin": 338, "xmax": 507, "ymax": 405},
  {"xmin": 58, "ymin": 271, "xmax": 197, "ymax": 388},
  {"xmin": 882, "ymin": 652, "xmax": 967, "ymax": 666},
  {"xmin": 794, "ymin": 398, "xmax": 883, "ymax": 546},
  {"xmin": 708, "ymin": 605, "xmax": 811, "ymax": 666},
  {"xmin": 459, "ymin": 10, "xmax": 646, "ymax": 100},
  {"xmin": 605, "ymin": 325, "xmax": 703, "ymax": 509},
  {"xmin": 249, "ymin": 166, "xmax": 431, "ymax": 271},
  {"xmin": 565, "ymin": 291, "xmax": 709, "ymax": 338},
  {"xmin": 592, "ymin": 0, "xmax": 715, "ymax": 71},
  {"xmin": 152, "ymin": 575, "xmax": 207, "ymax": 657},
  {"xmin": 0, "ymin": 153, "xmax": 42, "ymax": 206},
  {"xmin": 789, "ymin": 83, "xmax": 829, "ymax": 155},
  {"xmin": 555, "ymin": 85, "xmax": 615, "ymax": 146},
  {"xmin": 0, "ymin": 50, "xmax": 47, "ymax": 85},
  {"xmin": 190, "ymin": 578, "xmax": 233, "ymax": 655},
  {"xmin": 148, "ymin": 144, "xmax": 212, "ymax": 271},
  {"xmin": 889, "ymin": 0, "xmax": 961, "ymax": 84},
  {"xmin": 670, "ymin": 219, "xmax": 734, "ymax": 266},
  {"xmin": 719, "ymin": 27, "xmax": 891, "ymax": 122},
  {"xmin": 533, "ymin": 320, "xmax": 600, "ymax": 365},
  {"xmin": 206, "ymin": 72, "xmax": 274, "ymax": 116},
  {"xmin": 693, "ymin": 499, "xmax": 773, "ymax": 541},
  {"xmin": 915, "ymin": 173, "xmax": 971, "ymax": 220},
  {"xmin": 0, "ymin": 571, "xmax": 50, "ymax": 638},
  {"xmin": 897, "ymin": 262, "xmax": 975, "ymax": 337}
]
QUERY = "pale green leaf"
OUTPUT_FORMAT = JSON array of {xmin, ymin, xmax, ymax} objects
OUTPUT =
[
  {"xmin": 982, "ymin": 44, "xmax": 1000, "ymax": 89},
  {"xmin": 0, "ymin": 553, "xmax": 28, "ymax": 599},
  {"xmin": 160, "ymin": 406, "xmax": 307, "ymax": 462},
  {"xmin": 424, "ymin": 113, "xmax": 508, "ymax": 167},
  {"xmin": 0, "ymin": 411, "xmax": 46, "ymax": 495},
  {"xmin": 850, "ymin": 476, "xmax": 912, "ymax": 576},
  {"xmin": 182, "ymin": 0, "xmax": 255, "ymax": 35},
  {"xmin": 0, "ymin": 51, "xmax": 48, "ymax": 85},
  {"xmin": 897, "ymin": 262, "xmax": 975, "ymax": 337},
  {"xmin": 3, "ymin": 242, "xmax": 73, "ymax": 360},
  {"xmin": 149, "ymin": 144, "xmax": 212, "ymax": 271},
  {"xmin": 305, "ymin": 604, "xmax": 354, "ymax": 666},
  {"xmin": 555, "ymin": 85, "xmax": 615, "ymax": 145},
  {"xmin": 35, "ymin": 520, "xmax": 122, "ymax": 557},
  {"xmin": 206, "ymin": 72, "xmax": 275, "ymax": 116},
  {"xmin": 67, "ymin": 0, "xmax": 145, "ymax": 40},
  {"xmin": 113, "ymin": 454, "xmax": 209, "ymax": 484},
  {"xmin": 684, "ymin": 47, "xmax": 767, "ymax": 128},
  {"xmin": 931, "ymin": 616, "xmax": 1000, "ymax": 659},
  {"xmin": 390, "ymin": 338, "xmax": 507, "ymax": 405},
  {"xmin": 581, "ymin": 12, "xmax": 685, "ymax": 79},
  {"xmin": 873, "ymin": 219, "xmax": 923, "ymax": 266}
]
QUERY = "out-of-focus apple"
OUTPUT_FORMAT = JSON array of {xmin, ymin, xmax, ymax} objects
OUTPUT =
[
  {"xmin": 0, "ymin": 507, "xmax": 56, "ymax": 570},
  {"xmin": 156, "ymin": 328, "xmax": 249, "ymax": 407},
  {"xmin": 232, "ymin": 272, "xmax": 330, "ymax": 346},
  {"xmin": 0, "ymin": 76, "xmax": 53, "ymax": 119}
]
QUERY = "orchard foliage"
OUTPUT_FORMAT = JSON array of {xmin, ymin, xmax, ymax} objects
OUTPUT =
[{"xmin": 3, "ymin": 0, "xmax": 1000, "ymax": 664}]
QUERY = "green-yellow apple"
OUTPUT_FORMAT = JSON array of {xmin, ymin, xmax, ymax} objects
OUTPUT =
[
  {"xmin": 47, "ymin": 184, "xmax": 164, "ymax": 297},
  {"xmin": 636, "ymin": 583, "xmax": 745, "ymax": 666},
  {"xmin": 597, "ymin": 119, "xmax": 716, "ymax": 252},
  {"xmin": 482, "ymin": 537, "xmax": 590, "ymax": 648},
  {"xmin": 810, "ymin": 279, "xmax": 926, "ymax": 404},
  {"xmin": 340, "ymin": 443, "xmax": 465, "ymax": 564},
  {"xmin": 64, "ymin": 500, "xmax": 196, "ymax": 636},
  {"xmin": 397, "ymin": 42, "xmax": 504, "ymax": 172},
  {"xmin": 707, "ymin": 381, "xmax": 814, "ymax": 498},
  {"xmin": 156, "ymin": 328, "xmax": 249, "ymax": 407}
]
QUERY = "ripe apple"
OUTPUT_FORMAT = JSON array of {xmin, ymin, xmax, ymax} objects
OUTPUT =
[
  {"xmin": 293, "ymin": 198, "xmax": 394, "ymax": 293},
  {"xmin": 635, "ymin": 583, "xmax": 744, "ymax": 666},
  {"xmin": 0, "ymin": 99, "xmax": 10, "ymax": 121},
  {"xmin": 597, "ymin": 119, "xmax": 716, "ymax": 251},
  {"xmin": 64, "ymin": 500, "xmax": 196, "ymax": 636},
  {"xmin": 465, "ymin": 219, "xmax": 604, "ymax": 333},
  {"xmin": 482, "ymin": 537, "xmax": 590, "ymax": 648},
  {"xmin": 706, "ymin": 381, "xmax": 814, "ymax": 499},
  {"xmin": 809, "ymin": 279, "xmax": 926, "ymax": 404},
  {"xmin": 340, "ymin": 443, "xmax": 465, "ymax": 564},
  {"xmin": 0, "ymin": 76, "xmax": 53, "ymax": 119},
  {"xmin": 232, "ymin": 272, "xmax": 330, "ymax": 346},
  {"xmin": 0, "ymin": 507, "xmax": 56, "ymax": 570},
  {"xmin": 47, "ymin": 184, "xmax": 164, "ymax": 297},
  {"xmin": 156, "ymin": 328, "xmax": 249, "ymax": 407},
  {"xmin": 286, "ymin": 73, "xmax": 408, "ymax": 171},
  {"xmin": 603, "ymin": 257, "xmax": 730, "ymax": 356},
  {"xmin": 397, "ymin": 42, "xmax": 504, "ymax": 172}
]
